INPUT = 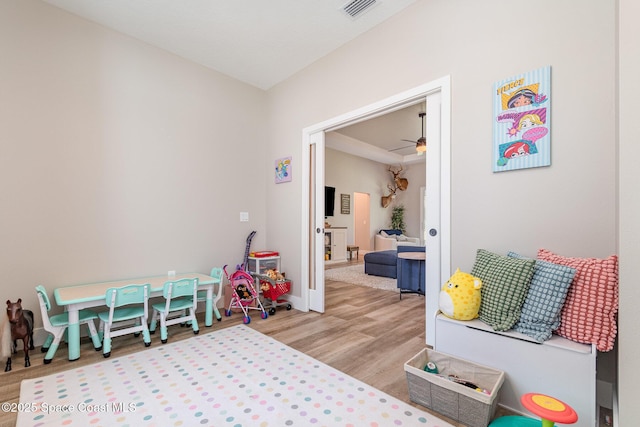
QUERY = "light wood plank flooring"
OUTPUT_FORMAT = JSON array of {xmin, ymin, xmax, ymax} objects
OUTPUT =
[
  {"xmin": 0, "ymin": 274, "xmax": 607, "ymax": 426},
  {"xmin": 1, "ymin": 279, "xmax": 445, "ymax": 426}
]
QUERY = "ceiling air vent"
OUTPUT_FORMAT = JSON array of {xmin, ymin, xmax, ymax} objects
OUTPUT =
[{"xmin": 342, "ymin": 0, "xmax": 378, "ymax": 19}]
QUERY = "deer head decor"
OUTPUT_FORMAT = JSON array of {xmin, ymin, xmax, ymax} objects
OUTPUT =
[
  {"xmin": 389, "ymin": 165, "xmax": 408, "ymax": 191},
  {"xmin": 381, "ymin": 166, "xmax": 408, "ymax": 208},
  {"xmin": 381, "ymin": 183, "xmax": 397, "ymax": 208}
]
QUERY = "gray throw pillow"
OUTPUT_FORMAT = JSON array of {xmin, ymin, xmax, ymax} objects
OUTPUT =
[{"xmin": 508, "ymin": 252, "xmax": 576, "ymax": 342}]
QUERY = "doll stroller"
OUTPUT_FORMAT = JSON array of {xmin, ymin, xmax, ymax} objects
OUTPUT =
[{"xmin": 223, "ymin": 265, "xmax": 268, "ymax": 324}]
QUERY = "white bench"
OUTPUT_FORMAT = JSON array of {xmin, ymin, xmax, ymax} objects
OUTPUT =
[{"xmin": 434, "ymin": 313, "xmax": 597, "ymax": 427}]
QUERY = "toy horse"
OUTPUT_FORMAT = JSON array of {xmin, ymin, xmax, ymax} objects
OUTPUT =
[{"xmin": 3, "ymin": 299, "xmax": 35, "ymax": 372}]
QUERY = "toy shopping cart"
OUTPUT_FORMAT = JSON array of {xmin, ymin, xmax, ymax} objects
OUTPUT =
[
  {"xmin": 224, "ymin": 265, "xmax": 267, "ymax": 324},
  {"xmin": 256, "ymin": 275, "xmax": 292, "ymax": 315}
]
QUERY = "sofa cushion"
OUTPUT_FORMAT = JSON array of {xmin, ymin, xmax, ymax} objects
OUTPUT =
[
  {"xmin": 471, "ymin": 249, "xmax": 536, "ymax": 332},
  {"xmin": 364, "ymin": 250, "xmax": 398, "ymax": 279},
  {"xmin": 364, "ymin": 250, "xmax": 397, "ymax": 266},
  {"xmin": 381, "ymin": 229, "xmax": 402, "ymax": 236},
  {"xmin": 537, "ymin": 249, "xmax": 618, "ymax": 352},
  {"xmin": 508, "ymin": 251, "xmax": 576, "ymax": 342}
]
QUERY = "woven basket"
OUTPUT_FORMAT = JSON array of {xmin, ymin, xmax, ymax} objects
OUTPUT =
[{"xmin": 404, "ymin": 348, "xmax": 504, "ymax": 427}]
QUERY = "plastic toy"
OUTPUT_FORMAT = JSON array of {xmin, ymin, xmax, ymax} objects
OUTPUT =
[
  {"xmin": 256, "ymin": 273, "xmax": 292, "ymax": 315},
  {"xmin": 3, "ymin": 299, "xmax": 35, "ymax": 372},
  {"xmin": 489, "ymin": 393, "xmax": 578, "ymax": 427},
  {"xmin": 438, "ymin": 268, "xmax": 482, "ymax": 320},
  {"xmin": 424, "ymin": 361, "xmax": 438, "ymax": 373},
  {"xmin": 223, "ymin": 265, "xmax": 268, "ymax": 324}
]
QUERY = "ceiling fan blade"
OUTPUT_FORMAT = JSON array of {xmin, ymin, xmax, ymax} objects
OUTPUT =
[
  {"xmin": 388, "ymin": 144, "xmax": 415, "ymax": 152},
  {"xmin": 401, "ymin": 139, "xmax": 417, "ymax": 143}
]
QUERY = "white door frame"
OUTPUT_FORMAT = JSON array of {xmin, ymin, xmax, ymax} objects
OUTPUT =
[{"xmin": 301, "ymin": 77, "xmax": 451, "ymax": 345}]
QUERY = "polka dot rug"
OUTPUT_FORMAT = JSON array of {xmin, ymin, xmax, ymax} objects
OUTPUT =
[{"xmin": 17, "ymin": 325, "xmax": 453, "ymax": 427}]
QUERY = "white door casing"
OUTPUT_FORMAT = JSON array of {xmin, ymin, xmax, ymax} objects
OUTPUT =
[
  {"xmin": 308, "ymin": 132, "xmax": 325, "ymax": 313},
  {"xmin": 424, "ymin": 89, "xmax": 451, "ymax": 346},
  {"xmin": 301, "ymin": 77, "xmax": 451, "ymax": 346}
]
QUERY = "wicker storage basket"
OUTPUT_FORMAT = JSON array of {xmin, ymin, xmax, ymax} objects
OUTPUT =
[{"xmin": 404, "ymin": 348, "xmax": 504, "ymax": 427}]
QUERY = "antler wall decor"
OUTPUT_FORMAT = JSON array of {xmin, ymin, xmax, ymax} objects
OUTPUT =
[
  {"xmin": 381, "ymin": 183, "xmax": 397, "ymax": 208},
  {"xmin": 381, "ymin": 165, "xmax": 409, "ymax": 208},
  {"xmin": 389, "ymin": 165, "xmax": 408, "ymax": 191}
]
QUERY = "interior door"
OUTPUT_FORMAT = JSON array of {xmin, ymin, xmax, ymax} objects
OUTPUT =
[
  {"xmin": 309, "ymin": 131, "xmax": 325, "ymax": 313},
  {"xmin": 425, "ymin": 90, "xmax": 448, "ymax": 346},
  {"xmin": 354, "ymin": 192, "xmax": 370, "ymax": 251}
]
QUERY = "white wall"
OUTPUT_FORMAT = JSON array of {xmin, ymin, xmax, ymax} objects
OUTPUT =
[
  {"xmin": 324, "ymin": 148, "xmax": 426, "ymax": 246},
  {"xmin": 3, "ymin": 0, "xmax": 635, "ymax": 421},
  {"xmin": 617, "ymin": 0, "xmax": 639, "ymax": 424},
  {"xmin": 265, "ymin": 0, "xmax": 619, "ymax": 408},
  {"xmin": 0, "ymin": 0, "xmax": 268, "ymax": 319},
  {"xmin": 267, "ymin": 0, "xmax": 616, "ymax": 297}
]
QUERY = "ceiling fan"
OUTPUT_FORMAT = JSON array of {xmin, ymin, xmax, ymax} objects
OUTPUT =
[
  {"xmin": 389, "ymin": 112, "xmax": 426, "ymax": 155},
  {"xmin": 406, "ymin": 112, "xmax": 427, "ymax": 154}
]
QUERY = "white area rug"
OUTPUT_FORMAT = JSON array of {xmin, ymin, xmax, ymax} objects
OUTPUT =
[
  {"xmin": 325, "ymin": 264, "xmax": 398, "ymax": 292},
  {"xmin": 17, "ymin": 325, "xmax": 454, "ymax": 427}
]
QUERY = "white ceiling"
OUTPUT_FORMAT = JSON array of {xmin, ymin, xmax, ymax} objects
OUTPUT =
[
  {"xmin": 41, "ymin": 0, "xmax": 418, "ymax": 90},
  {"xmin": 328, "ymin": 101, "xmax": 427, "ymax": 164},
  {"xmin": 41, "ymin": 0, "xmax": 424, "ymax": 164}
]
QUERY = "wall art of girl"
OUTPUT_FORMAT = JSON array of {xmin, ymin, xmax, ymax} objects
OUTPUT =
[
  {"xmin": 496, "ymin": 140, "xmax": 539, "ymax": 167},
  {"xmin": 507, "ymin": 88, "xmax": 537, "ymax": 108},
  {"xmin": 507, "ymin": 112, "xmax": 545, "ymax": 137},
  {"xmin": 502, "ymin": 86, "xmax": 548, "ymax": 111}
]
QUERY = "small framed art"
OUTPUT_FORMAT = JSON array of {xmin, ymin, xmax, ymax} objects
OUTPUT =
[
  {"xmin": 275, "ymin": 156, "xmax": 292, "ymax": 183},
  {"xmin": 340, "ymin": 194, "xmax": 350, "ymax": 214}
]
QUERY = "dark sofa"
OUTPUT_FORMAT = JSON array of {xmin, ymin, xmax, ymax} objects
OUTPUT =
[
  {"xmin": 364, "ymin": 250, "xmax": 397, "ymax": 278},
  {"xmin": 363, "ymin": 246, "xmax": 426, "ymax": 286}
]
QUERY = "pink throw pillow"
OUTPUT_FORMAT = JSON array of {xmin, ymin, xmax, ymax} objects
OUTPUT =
[{"xmin": 537, "ymin": 249, "xmax": 618, "ymax": 352}]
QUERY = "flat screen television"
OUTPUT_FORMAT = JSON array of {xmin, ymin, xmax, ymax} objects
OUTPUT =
[{"xmin": 324, "ymin": 186, "xmax": 335, "ymax": 217}]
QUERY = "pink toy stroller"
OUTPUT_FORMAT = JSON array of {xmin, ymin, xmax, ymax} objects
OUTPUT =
[{"xmin": 224, "ymin": 265, "xmax": 267, "ymax": 324}]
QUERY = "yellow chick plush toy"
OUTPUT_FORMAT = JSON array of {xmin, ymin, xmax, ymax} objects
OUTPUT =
[{"xmin": 438, "ymin": 268, "xmax": 482, "ymax": 320}]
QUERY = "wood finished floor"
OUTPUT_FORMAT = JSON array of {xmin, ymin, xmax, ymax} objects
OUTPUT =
[
  {"xmin": 1, "ymin": 276, "xmax": 445, "ymax": 426},
  {"xmin": 0, "ymin": 266, "xmax": 606, "ymax": 427}
]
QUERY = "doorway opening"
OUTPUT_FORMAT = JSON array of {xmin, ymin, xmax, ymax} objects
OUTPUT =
[
  {"xmin": 301, "ymin": 77, "xmax": 451, "ymax": 346},
  {"xmin": 354, "ymin": 192, "xmax": 370, "ymax": 252}
]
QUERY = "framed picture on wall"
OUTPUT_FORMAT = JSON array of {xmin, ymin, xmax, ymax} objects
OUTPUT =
[
  {"xmin": 493, "ymin": 66, "xmax": 551, "ymax": 172},
  {"xmin": 340, "ymin": 194, "xmax": 350, "ymax": 214},
  {"xmin": 275, "ymin": 156, "xmax": 292, "ymax": 183}
]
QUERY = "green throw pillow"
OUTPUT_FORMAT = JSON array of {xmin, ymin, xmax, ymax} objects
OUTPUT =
[{"xmin": 471, "ymin": 249, "xmax": 536, "ymax": 331}]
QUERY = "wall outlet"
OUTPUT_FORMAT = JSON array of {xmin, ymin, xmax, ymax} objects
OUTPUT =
[
  {"xmin": 168, "ymin": 270, "xmax": 176, "ymax": 277},
  {"xmin": 240, "ymin": 212, "xmax": 249, "ymax": 222}
]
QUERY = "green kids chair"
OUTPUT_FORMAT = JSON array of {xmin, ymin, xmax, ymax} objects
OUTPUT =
[
  {"xmin": 35, "ymin": 285, "xmax": 103, "ymax": 363},
  {"xmin": 98, "ymin": 283, "xmax": 152, "ymax": 358}
]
